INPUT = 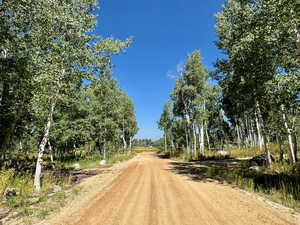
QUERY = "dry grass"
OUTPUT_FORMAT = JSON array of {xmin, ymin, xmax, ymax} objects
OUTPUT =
[{"xmin": 133, "ymin": 146, "xmax": 158, "ymax": 153}]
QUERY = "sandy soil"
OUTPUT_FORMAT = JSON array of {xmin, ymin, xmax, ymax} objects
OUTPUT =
[{"xmin": 47, "ymin": 152, "xmax": 299, "ymax": 225}]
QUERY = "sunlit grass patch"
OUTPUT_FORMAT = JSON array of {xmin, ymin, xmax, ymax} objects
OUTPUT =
[
  {"xmin": 107, "ymin": 152, "xmax": 135, "ymax": 164},
  {"xmin": 225, "ymin": 146, "xmax": 264, "ymax": 158},
  {"xmin": 65, "ymin": 158, "xmax": 100, "ymax": 170},
  {"xmin": 133, "ymin": 146, "xmax": 158, "ymax": 153}
]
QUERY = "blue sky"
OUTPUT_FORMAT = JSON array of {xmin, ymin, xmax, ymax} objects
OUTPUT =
[{"xmin": 96, "ymin": 0, "xmax": 225, "ymax": 140}]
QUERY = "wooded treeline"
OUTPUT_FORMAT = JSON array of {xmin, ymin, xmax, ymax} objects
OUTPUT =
[
  {"xmin": 158, "ymin": 0, "xmax": 300, "ymax": 166},
  {"xmin": 0, "ymin": 0, "xmax": 138, "ymax": 191},
  {"xmin": 133, "ymin": 139, "xmax": 153, "ymax": 147}
]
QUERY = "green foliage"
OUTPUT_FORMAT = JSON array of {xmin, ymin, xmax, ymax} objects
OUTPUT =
[
  {"xmin": 159, "ymin": 50, "xmax": 229, "ymax": 156},
  {"xmin": 171, "ymin": 51, "xmax": 209, "ymax": 119},
  {"xmin": 133, "ymin": 139, "xmax": 154, "ymax": 147},
  {"xmin": 0, "ymin": 0, "xmax": 138, "ymax": 194},
  {"xmin": 212, "ymin": 0, "xmax": 299, "ymax": 165},
  {"xmin": 0, "ymin": 0, "xmax": 138, "ymax": 214}
]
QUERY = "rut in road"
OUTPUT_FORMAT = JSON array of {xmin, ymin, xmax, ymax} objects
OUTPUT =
[{"xmin": 60, "ymin": 152, "xmax": 297, "ymax": 225}]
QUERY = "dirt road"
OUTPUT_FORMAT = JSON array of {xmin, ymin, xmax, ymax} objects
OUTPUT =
[{"xmin": 54, "ymin": 152, "xmax": 298, "ymax": 225}]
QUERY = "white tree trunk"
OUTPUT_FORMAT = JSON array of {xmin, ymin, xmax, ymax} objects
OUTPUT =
[
  {"xmin": 19, "ymin": 141, "xmax": 23, "ymax": 151},
  {"xmin": 205, "ymin": 123, "xmax": 210, "ymax": 150},
  {"xmin": 164, "ymin": 132, "xmax": 167, "ymax": 152},
  {"xmin": 185, "ymin": 113, "xmax": 191, "ymax": 124},
  {"xmin": 185, "ymin": 114, "xmax": 191, "ymax": 154},
  {"xmin": 281, "ymin": 105, "xmax": 296, "ymax": 164},
  {"xmin": 129, "ymin": 137, "xmax": 132, "ymax": 152},
  {"xmin": 122, "ymin": 136, "xmax": 127, "ymax": 150},
  {"xmin": 295, "ymin": 27, "xmax": 300, "ymax": 59},
  {"xmin": 236, "ymin": 123, "xmax": 241, "ymax": 149},
  {"xmin": 103, "ymin": 142, "xmax": 107, "ymax": 159},
  {"xmin": 34, "ymin": 97, "xmax": 57, "ymax": 192},
  {"xmin": 122, "ymin": 119, "xmax": 127, "ymax": 150},
  {"xmin": 251, "ymin": 121, "xmax": 257, "ymax": 147},
  {"xmin": 48, "ymin": 140, "xmax": 54, "ymax": 167},
  {"xmin": 255, "ymin": 113, "xmax": 264, "ymax": 150},
  {"xmin": 256, "ymin": 103, "xmax": 272, "ymax": 167},
  {"xmin": 185, "ymin": 127, "xmax": 190, "ymax": 155},
  {"xmin": 192, "ymin": 123, "xmax": 197, "ymax": 158},
  {"xmin": 199, "ymin": 123, "xmax": 205, "ymax": 155},
  {"xmin": 248, "ymin": 121, "xmax": 254, "ymax": 147}
]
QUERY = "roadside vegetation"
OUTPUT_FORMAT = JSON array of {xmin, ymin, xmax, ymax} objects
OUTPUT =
[
  {"xmin": 0, "ymin": 150, "xmax": 137, "ymax": 223},
  {"xmin": 0, "ymin": 0, "xmax": 138, "ymax": 222},
  {"xmin": 157, "ymin": 0, "xmax": 300, "ymax": 209}
]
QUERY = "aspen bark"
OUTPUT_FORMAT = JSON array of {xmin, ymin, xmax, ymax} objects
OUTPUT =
[
  {"xmin": 205, "ymin": 123, "xmax": 210, "ymax": 150},
  {"xmin": 185, "ymin": 114, "xmax": 191, "ymax": 155},
  {"xmin": 255, "ymin": 113, "xmax": 264, "ymax": 150},
  {"xmin": 295, "ymin": 27, "xmax": 300, "ymax": 59},
  {"xmin": 103, "ymin": 142, "xmax": 107, "ymax": 159},
  {"xmin": 122, "ymin": 119, "xmax": 127, "ymax": 150},
  {"xmin": 251, "ymin": 120, "xmax": 258, "ymax": 147},
  {"xmin": 185, "ymin": 126, "xmax": 190, "ymax": 155},
  {"xmin": 192, "ymin": 123, "xmax": 197, "ymax": 158},
  {"xmin": 164, "ymin": 132, "xmax": 167, "ymax": 152},
  {"xmin": 248, "ymin": 120, "xmax": 254, "ymax": 147},
  {"xmin": 236, "ymin": 123, "xmax": 241, "ymax": 149},
  {"xmin": 281, "ymin": 105, "xmax": 296, "ymax": 164},
  {"xmin": 129, "ymin": 137, "xmax": 132, "ymax": 153},
  {"xmin": 256, "ymin": 103, "xmax": 272, "ymax": 167},
  {"xmin": 34, "ymin": 97, "xmax": 57, "ymax": 191},
  {"xmin": 34, "ymin": 68, "xmax": 63, "ymax": 191},
  {"xmin": 122, "ymin": 136, "xmax": 127, "ymax": 150},
  {"xmin": 293, "ymin": 135, "xmax": 298, "ymax": 162},
  {"xmin": 199, "ymin": 123, "xmax": 205, "ymax": 155}
]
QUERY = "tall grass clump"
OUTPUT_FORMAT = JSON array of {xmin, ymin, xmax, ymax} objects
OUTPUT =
[
  {"xmin": 7, "ymin": 174, "xmax": 34, "ymax": 208},
  {"xmin": 225, "ymin": 146, "xmax": 263, "ymax": 158},
  {"xmin": 0, "ymin": 170, "xmax": 14, "ymax": 203}
]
